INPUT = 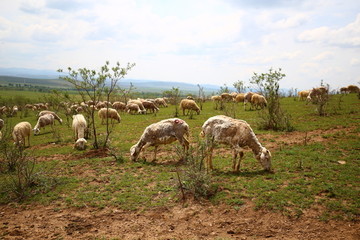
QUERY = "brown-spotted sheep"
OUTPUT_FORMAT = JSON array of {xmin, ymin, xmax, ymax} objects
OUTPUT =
[
  {"xmin": 13, "ymin": 121, "xmax": 32, "ymax": 147},
  {"xmin": 251, "ymin": 93, "xmax": 267, "ymax": 109},
  {"xmin": 179, "ymin": 99, "xmax": 200, "ymax": 115},
  {"xmin": 38, "ymin": 111, "xmax": 63, "ymax": 125},
  {"xmin": 220, "ymin": 92, "xmax": 232, "ymax": 102},
  {"xmin": 130, "ymin": 118, "xmax": 190, "ymax": 162},
  {"xmin": 234, "ymin": 93, "xmax": 245, "ymax": 103},
  {"xmin": 33, "ymin": 113, "xmax": 55, "ymax": 135},
  {"xmin": 201, "ymin": 115, "xmax": 271, "ymax": 172},
  {"xmin": 72, "ymin": 114, "xmax": 87, "ymax": 150},
  {"xmin": 98, "ymin": 108, "xmax": 121, "ymax": 124}
]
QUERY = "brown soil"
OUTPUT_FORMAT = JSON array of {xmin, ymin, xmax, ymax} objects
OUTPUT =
[{"xmin": 1, "ymin": 126, "xmax": 359, "ymax": 239}]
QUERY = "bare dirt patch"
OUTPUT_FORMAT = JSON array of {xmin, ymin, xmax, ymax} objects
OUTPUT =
[{"xmin": 1, "ymin": 201, "xmax": 359, "ymax": 240}]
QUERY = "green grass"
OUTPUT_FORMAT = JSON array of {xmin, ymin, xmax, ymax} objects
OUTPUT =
[{"xmin": 0, "ymin": 91, "xmax": 359, "ymax": 221}]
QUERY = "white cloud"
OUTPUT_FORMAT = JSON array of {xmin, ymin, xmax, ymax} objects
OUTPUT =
[
  {"xmin": 313, "ymin": 51, "xmax": 334, "ymax": 61},
  {"xmin": 298, "ymin": 13, "xmax": 360, "ymax": 47},
  {"xmin": 350, "ymin": 58, "xmax": 360, "ymax": 66}
]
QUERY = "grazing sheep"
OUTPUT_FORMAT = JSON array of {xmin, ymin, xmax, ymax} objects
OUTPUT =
[
  {"xmin": 298, "ymin": 90, "xmax": 310, "ymax": 101},
  {"xmin": 0, "ymin": 118, "xmax": 4, "ymax": 131},
  {"xmin": 72, "ymin": 114, "xmax": 87, "ymax": 150},
  {"xmin": 126, "ymin": 103, "xmax": 142, "ymax": 114},
  {"xmin": 130, "ymin": 118, "xmax": 190, "ymax": 162},
  {"xmin": 154, "ymin": 98, "xmax": 168, "ymax": 107},
  {"xmin": 112, "ymin": 101, "xmax": 126, "ymax": 111},
  {"xmin": 11, "ymin": 105, "xmax": 18, "ymax": 117},
  {"xmin": 201, "ymin": 115, "xmax": 271, "ymax": 172},
  {"xmin": 251, "ymin": 94, "xmax": 267, "ymax": 109},
  {"xmin": 12, "ymin": 121, "xmax": 32, "ymax": 147},
  {"xmin": 98, "ymin": 108, "xmax": 121, "ymax": 124},
  {"xmin": 38, "ymin": 111, "xmax": 63, "ymax": 124},
  {"xmin": 142, "ymin": 100, "xmax": 159, "ymax": 113},
  {"xmin": 179, "ymin": 99, "xmax": 200, "ymax": 115},
  {"xmin": 220, "ymin": 93, "xmax": 232, "ymax": 102},
  {"xmin": 128, "ymin": 100, "xmax": 146, "ymax": 114},
  {"xmin": 33, "ymin": 113, "xmax": 55, "ymax": 135},
  {"xmin": 244, "ymin": 92, "xmax": 255, "ymax": 110},
  {"xmin": 234, "ymin": 93, "xmax": 245, "ymax": 103}
]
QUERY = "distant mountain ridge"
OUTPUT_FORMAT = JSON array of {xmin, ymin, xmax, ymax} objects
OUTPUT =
[{"xmin": 0, "ymin": 67, "xmax": 221, "ymax": 93}]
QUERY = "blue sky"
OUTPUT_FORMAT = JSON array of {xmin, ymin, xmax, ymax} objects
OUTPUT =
[{"xmin": 0, "ymin": 0, "xmax": 359, "ymax": 90}]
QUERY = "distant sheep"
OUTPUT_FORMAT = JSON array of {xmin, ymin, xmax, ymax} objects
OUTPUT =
[
  {"xmin": 308, "ymin": 86, "xmax": 328, "ymax": 103},
  {"xmin": 126, "ymin": 103, "xmax": 142, "ymax": 114},
  {"xmin": 72, "ymin": 114, "xmax": 87, "ymax": 150},
  {"xmin": 11, "ymin": 105, "xmax": 19, "ymax": 117},
  {"xmin": 33, "ymin": 114, "xmax": 55, "ymax": 135},
  {"xmin": 38, "ymin": 111, "xmax": 63, "ymax": 125},
  {"xmin": 298, "ymin": 90, "xmax": 310, "ymax": 101},
  {"xmin": 179, "ymin": 99, "xmax": 200, "ymax": 115},
  {"xmin": 234, "ymin": 93, "xmax": 245, "ymax": 103},
  {"xmin": 142, "ymin": 100, "xmax": 159, "ymax": 113},
  {"xmin": 130, "ymin": 118, "xmax": 190, "ymax": 162},
  {"xmin": 251, "ymin": 94, "xmax": 267, "ymax": 109},
  {"xmin": 128, "ymin": 100, "xmax": 146, "ymax": 114},
  {"xmin": 154, "ymin": 98, "xmax": 168, "ymax": 107},
  {"xmin": 98, "ymin": 108, "xmax": 121, "ymax": 124},
  {"xmin": 220, "ymin": 93, "xmax": 232, "ymax": 102},
  {"xmin": 201, "ymin": 115, "xmax": 271, "ymax": 172},
  {"xmin": 13, "ymin": 121, "xmax": 32, "ymax": 147},
  {"xmin": 112, "ymin": 101, "xmax": 126, "ymax": 111},
  {"xmin": 244, "ymin": 92, "xmax": 255, "ymax": 110}
]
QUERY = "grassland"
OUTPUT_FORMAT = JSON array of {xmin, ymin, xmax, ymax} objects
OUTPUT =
[{"xmin": 0, "ymin": 91, "xmax": 359, "ymax": 225}]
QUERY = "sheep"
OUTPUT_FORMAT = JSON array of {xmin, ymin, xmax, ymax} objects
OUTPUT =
[
  {"xmin": 0, "ymin": 118, "xmax": 4, "ymax": 131},
  {"xmin": 112, "ymin": 101, "xmax": 127, "ymax": 111},
  {"xmin": 126, "ymin": 103, "xmax": 142, "ymax": 114},
  {"xmin": 128, "ymin": 100, "xmax": 146, "ymax": 114},
  {"xmin": 298, "ymin": 90, "xmax": 310, "ymax": 101},
  {"xmin": 72, "ymin": 114, "xmax": 87, "ymax": 150},
  {"xmin": 220, "ymin": 93, "xmax": 232, "ymax": 102},
  {"xmin": 33, "ymin": 113, "xmax": 55, "ymax": 135},
  {"xmin": 98, "ymin": 108, "xmax": 121, "ymax": 124},
  {"xmin": 251, "ymin": 93, "xmax": 267, "ymax": 109},
  {"xmin": 38, "ymin": 111, "xmax": 63, "ymax": 125},
  {"xmin": 244, "ymin": 92, "xmax": 255, "ymax": 110},
  {"xmin": 130, "ymin": 118, "xmax": 190, "ymax": 162},
  {"xmin": 154, "ymin": 98, "xmax": 168, "ymax": 107},
  {"xmin": 12, "ymin": 121, "xmax": 32, "ymax": 147},
  {"xmin": 179, "ymin": 99, "xmax": 200, "ymax": 115},
  {"xmin": 308, "ymin": 86, "xmax": 328, "ymax": 103},
  {"xmin": 200, "ymin": 115, "xmax": 271, "ymax": 172},
  {"xmin": 142, "ymin": 100, "xmax": 159, "ymax": 113},
  {"xmin": 11, "ymin": 105, "xmax": 18, "ymax": 117},
  {"xmin": 234, "ymin": 93, "xmax": 245, "ymax": 103}
]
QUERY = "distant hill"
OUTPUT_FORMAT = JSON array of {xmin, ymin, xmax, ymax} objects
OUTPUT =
[{"xmin": 0, "ymin": 67, "xmax": 222, "ymax": 94}]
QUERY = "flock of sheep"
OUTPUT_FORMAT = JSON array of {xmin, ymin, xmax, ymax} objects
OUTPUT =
[{"xmin": 0, "ymin": 95, "xmax": 273, "ymax": 172}]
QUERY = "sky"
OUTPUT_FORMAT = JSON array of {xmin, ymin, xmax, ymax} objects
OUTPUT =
[{"xmin": 0, "ymin": 0, "xmax": 360, "ymax": 90}]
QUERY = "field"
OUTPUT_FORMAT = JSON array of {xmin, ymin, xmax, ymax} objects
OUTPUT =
[{"xmin": 0, "ymin": 92, "xmax": 359, "ymax": 239}]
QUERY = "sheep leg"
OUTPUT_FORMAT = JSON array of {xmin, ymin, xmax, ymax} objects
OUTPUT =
[
  {"xmin": 234, "ymin": 148, "xmax": 244, "ymax": 172},
  {"xmin": 153, "ymin": 146, "xmax": 158, "ymax": 162}
]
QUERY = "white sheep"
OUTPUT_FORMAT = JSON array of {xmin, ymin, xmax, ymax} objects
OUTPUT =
[
  {"xmin": 126, "ymin": 103, "xmax": 142, "ymax": 114},
  {"xmin": 243, "ymin": 92, "xmax": 255, "ymax": 111},
  {"xmin": 72, "ymin": 114, "xmax": 87, "ymax": 150},
  {"xmin": 154, "ymin": 98, "xmax": 168, "ymax": 107},
  {"xmin": 38, "ymin": 110, "xmax": 63, "ymax": 125},
  {"xmin": 130, "ymin": 118, "xmax": 190, "ymax": 162},
  {"xmin": 12, "ymin": 121, "xmax": 32, "ymax": 147},
  {"xmin": 98, "ymin": 108, "xmax": 121, "ymax": 124},
  {"xmin": 179, "ymin": 99, "xmax": 200, "ymax": 115},
  {"xmin": 201, "ymin": 115, "xmax": 271, "ymax": 172},
  {"xmin": 251, "ymin": 93, "xmax": 267, "ymax": 109},
  {"xmin": 142, "ymin": 100, "xmax": 159, "ymax": 113},
  {"xmin": 128, "ymin": 100, "xmax": 146, "ymax": 114},
  {"xmin": 33, "ymin": 113, "xmax": 55, "ymax": 135},
  {"xmin": 112, "ymin": 101, "xmax": 126, "ymax": 111}
]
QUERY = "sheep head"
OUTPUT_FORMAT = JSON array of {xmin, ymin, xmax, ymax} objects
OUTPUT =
[
  {"xmin": 130, "ymin": 144, "xmax": 140, "ymax": 161},
  {"xmin": 257, "ymin": 147, "xmax": 272, "ymax": 171},
  {"xmin": 33, "ymin": 128, "xmax": 40, "ymax": 135},
  {"xmin": 74, "ymin": 138, "xmax": 87, "ymax": 150}
]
